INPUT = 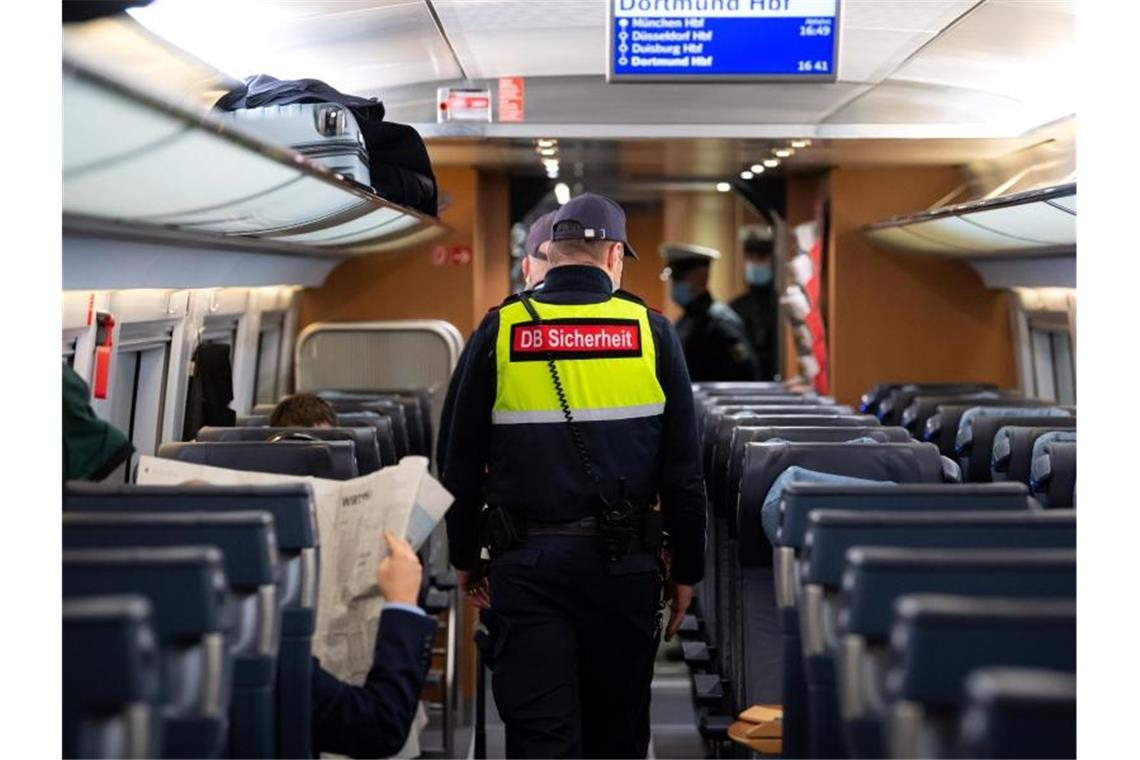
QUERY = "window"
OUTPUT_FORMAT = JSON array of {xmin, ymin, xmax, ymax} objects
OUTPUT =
[
  {"xmin": 1030, "ymin": 328, "xmax": 1075, "ymax": 406},
  {"xmin": 254, "ymin": 312, "xmax": 285, "ymax": 405},
  {"xmin": 107, "ymin": 322, "xmax": 173, "ymax": 481}
]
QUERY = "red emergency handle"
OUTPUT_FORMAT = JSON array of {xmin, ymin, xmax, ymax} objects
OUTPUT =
[{"xmin": 92, "ymin": 313, "xmax": 115, "ymax": 400}]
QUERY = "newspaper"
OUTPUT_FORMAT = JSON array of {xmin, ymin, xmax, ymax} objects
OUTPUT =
[{"xmin": 135, "ymin": 454, "xmax": 452, "ymax": 756}]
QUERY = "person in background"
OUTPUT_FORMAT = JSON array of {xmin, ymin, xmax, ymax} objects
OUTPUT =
[
  {"xmin": 63, "ymin": 363, "xmax": 134, "ymax": 481},
  {"xmin": 312, "ymin": 531, "xmax": 438, "ymax": 758},
  {"xmin": 661, "ymin": 243, "xmax": 761, "ymax": 382},
  {"xmin": 521, "ymin": 210, "xmax": 556, "ymax": 290},
  {"xmin": 270, "ymin": 393, "xmax": 337, "ymax": 428},
  {"xmin": 730, "ymin": 234, "xmax": 779, "ymax": 380}
]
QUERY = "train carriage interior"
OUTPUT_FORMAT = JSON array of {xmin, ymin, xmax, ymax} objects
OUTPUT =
[{"xmin": 10, "ymin": 0, "xmax": 1129, "ymax": 757}]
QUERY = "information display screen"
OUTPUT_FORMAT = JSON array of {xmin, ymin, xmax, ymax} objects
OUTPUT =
[{"xmin": 608, "ymin": 0, "xmax": 840, "ymax": 82}]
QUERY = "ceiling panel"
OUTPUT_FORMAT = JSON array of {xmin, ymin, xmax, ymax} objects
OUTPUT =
[
  {"xmin": 129, "ymin": 0, "xmax": 461, "ymax": 92},
  {"xmin": 823, "ymin": 80, "xmax": 1028, "ymax": 129},
  {"xmin": 841, "ymin": 0, "xmax": 979, "ymax": 34},
  {"xmin": 433, "ymin": 0, "xmax": 605, "ymax": 79}
]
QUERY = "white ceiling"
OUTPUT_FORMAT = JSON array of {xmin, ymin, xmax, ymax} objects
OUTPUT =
[{"xmin": 108, "ymin": 0, "xmax": 1075, "ymax": 137}]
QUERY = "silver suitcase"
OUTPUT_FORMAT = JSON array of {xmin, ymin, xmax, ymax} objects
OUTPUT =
[{"xmin": 215, "ymin": 102, "xmax": 371, "ymax": 187}]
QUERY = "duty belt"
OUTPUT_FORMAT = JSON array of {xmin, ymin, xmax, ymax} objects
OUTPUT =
[{"xmin": 526, "ymin": 515, "xmax": 601, "ymax": 536}]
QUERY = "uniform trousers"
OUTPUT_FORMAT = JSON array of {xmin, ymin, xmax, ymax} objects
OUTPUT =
[{"xmin": 487, "ymin": 534, "xmax": 662, "ymax": 758}]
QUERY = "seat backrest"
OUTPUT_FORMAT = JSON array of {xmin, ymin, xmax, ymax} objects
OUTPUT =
[
  {"xmin": 878, "ymin": 384, "xmax": 1000, "ymax": 425},
  {"xmin": 840, "ymin": 548, "xmax": 1075, "ymax": 640},
  {"xmin": 63, "ymin": 512, "xmax": 278, "ymax": 591},
  {"xmin": 899, "ymin": 391, "xmax": 1004, "ymax": 435},
  {"xmin": 801, "ymin": 510, "xmax": 1076, "ymax": 589},
  {"xmin": 958, "ymin": 667, "xmax": 1076, "ymax": 760},
  {"xmin": 992, "ymin": 425, "xmax": 1079, "ymax": 484},
  {"xmin": 63, "ymin": 594, "xmax": 162, "ymax": 760},
  {"xmin": 735, "ymin": 441, "xmax": 948, "ymax": 562},
  {"xmin": 236, "ymin": 413, "xmax": 270, "ymax": 427},
  {"xmin": 324, "ymin": 397, "xmax": 416, "ymax": 458},
  {"xmin": 337, "ymin": 411, "xmax": 399, "ymax": 466},
  {"xmin": 64, "ymin": 482, "xmax": 316, "ymax": 612},
  {"xmin": 960, "ymin": 414, "xmax": 1075, "ymax": 482},
  {"xmin": 718, "ymin": 425, "xmax": 908, "ymax": 519},
  {"xmin": 931, "ymin": 400, "xmax": 1054, "ymax": 456},
  {"xmin": 1031, "ymin": 441, "xmax": 1077, "ymax": 509},
  {"xmin": 702, "ymin": 405, "xmax": 857, "ymax": 470},
  {"xmin": 886, "ymin": 595, "xmax": 1076, "ymax": 709},
  {"xmin": 695, "ymin": 381, "xmax": 801, "ymax": 395},
  {"xmin": 777, "ymin": 482, "xmax": 1035, "ymax": 549},
  {"xmin": 157, "ymin": 440, "xmax": 356, "ymax": 480},
  {"xmin": 196, "ymin": 425, "xmax": 383, "ymax": 474}
]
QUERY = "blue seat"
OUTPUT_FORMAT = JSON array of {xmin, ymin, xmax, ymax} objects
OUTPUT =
[
  {"xmin": 63, "ymin": 547, "xmax": 232, "ymax": 759},
  {"xmin": 196, "ymin": 425, "xmax": 382, "ymax": 475},
  {"xmin": 317, "ymin": 389, "xmax": 433, "ymax": 458},
  {"xmin": 725, "ymin": 441, "xmax": 950, "ymax": 752},
  {"xmin": 927, "ymin": 399, "xmax": 1054, "ymax": 458},
  {"xmin": 885, "ymin": 596, "xmax": 1075, "ymax": 759},
  {"xmin": 772, "ymin": 482, "xmax": 1035, "ymax": 757},
  {"xmin": 957, "ymin": 667, "xmax": 1076, "ymax": 759},
  {"xmin": 1031, "ymin": 441, "xmax": 1077, "ymax": 509},
  {"xmin": 336, "ymin": 412, "xmax": 399, "ymax": 466},
  {"xmin": 701, "ymin": 406, "xmax": 857, "ymax": 475},
  {"xmin": 876, "ymin": 384, "xmax": 1001, "ymax": 426},
  {"xmin": 64, "ymin": 482, "xmax": 318, "ymax": 759},
  {"xmin": 897, "ymin": 391, "xmax": 1005, "ymax": 436},
  {"xmin": 800, "ymin": 510, "xmax": 1075, "ymax": 759},
  {"xmin": 158, "ymin": 439, "xmax": 358, "ymax": 480},
  {"xmin": 63, "ymin": 512, "xmax": 281, "ymax": 759},
  {"xmin": 954, "ymin": 408, "xmax": 1073, "ymax": 482},
  {"xmin": 836, "ymin": 548, "xmax": 1075, "ymax": 757},
  {"xmin": 63, "ymin": 595, "xmax": 163, "ymax": 760},
  {"xmin": 860, "ymin": 382, "xmax": 997, "ymax": 419},
  {"xmin": 991, "ymin": 425, "xmax": 1079, "ymax": 484},
  {"xmin": 321, "ymin": 397, "xmax": 415, "ymax": 458}
]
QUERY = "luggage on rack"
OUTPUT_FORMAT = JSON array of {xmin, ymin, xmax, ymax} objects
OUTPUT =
[{"xmin": 213, "ymin": 74, "xmax": 439, "ymax": 216}]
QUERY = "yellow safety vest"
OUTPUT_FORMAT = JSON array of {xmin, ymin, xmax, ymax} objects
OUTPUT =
[{"xmin": 493, "ymin": 294, "xmax": 666, "ymax": 425}]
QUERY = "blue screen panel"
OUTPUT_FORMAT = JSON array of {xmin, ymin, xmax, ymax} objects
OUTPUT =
[{"xmin": 608, "ymin": 0, "xmax": 840, "ymax": 82}]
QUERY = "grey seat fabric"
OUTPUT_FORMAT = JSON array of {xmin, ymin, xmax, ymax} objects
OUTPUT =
[
  {"xmin": 836, "ymin": 548, "xmax": 1075, "ymax": 758},
  {"xmin": 336, "ymin": 412, "xmax": 399, "ymax": 466},
  {"xmin": 63, "ymin": 595, "xmax": 163, "ymax": 760},
  {"xmin": 324, "ymin": 397, "xmax": 417, "ymax": 458},
  {"xmin": 63, "ymin": 547, "xmax": 233, "ymax": 759},
  {"xmin": 63, "ymin": 511, "xmax": 281, "ymax": 759},
  {"xmin": 702, "ymin": 406, "xmax": 855, "ymax": 473},
  {"xmin": 1031, "ymin": 441, "xmax": 1078, "ymax": 509},
  {"xmin": 195, "ymin": 425, "xmax": 383, "ymax": 474},
  {"xmin": 884, "ymin": 596, "xmax": 1075, "ymax": 760},
  {"xmin": 955, "ymin": 407, "xmax": 1073, "ymax": 481},
  {"xmin": 158, "ymin": 440, "xmax": 357, "ymax": 480},
  {"xmin": 318, "ymin": 388, "xmax": 434, "ymax": 460},
  {"xmin": 860, "ymin": 383, "xmax": 998, "ymax": 419},
  {"xmin": 64, "ymin": 483, "xmax": 319, "ymax": 759},
  {"xmin": 957, "ymin": 667, "xmax": 1076, "ymax": 760},
  {"xmin": 929, "ymin": 399, "xmax": 1055, "ymax": 457},
  {"xmin": 899, "ymin": 391, "xmax": 1005, "ymax": 436},
  {"xmin": 877, "ymin": 384, "xmax": 999, "ymax": 426},
  {"xmin": 798, "ymin": 510, "xmax": 1074, "ymax": 760},
  {"xmin": 991, "ymin": 425, "xmax": 1078, "ymax": 484},
  {"xmin": 771, "ymin": 482, "xmax": 1035, "ymax": 759}
]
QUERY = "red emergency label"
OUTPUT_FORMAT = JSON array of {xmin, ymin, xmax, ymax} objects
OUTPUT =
[{"xmin": 510, "ymin": 319, "xmax": 642, "ymax": 361}]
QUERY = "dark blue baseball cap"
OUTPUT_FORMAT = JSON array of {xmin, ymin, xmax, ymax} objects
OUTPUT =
[
  {"xmin": 524, "ymin": 210, "xmax": 557, "ymax": 261},
  {"xmin": 550, "ymin": 192, "xmax": 638, "ymax": 259}
]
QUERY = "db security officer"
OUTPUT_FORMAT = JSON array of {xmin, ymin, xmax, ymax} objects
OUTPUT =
[{"xmin": 442, "ymin": 193, "xmax": 707, "ymax": 758}]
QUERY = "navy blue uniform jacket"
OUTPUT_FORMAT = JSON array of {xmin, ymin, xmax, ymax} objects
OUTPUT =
[
  {"xmin": 311, "ymin": 607, "xmax": 437, "ymax": 758},
  {"xmin": 439, "ymin": 265, "xmax": 707, "ymax": 584}
]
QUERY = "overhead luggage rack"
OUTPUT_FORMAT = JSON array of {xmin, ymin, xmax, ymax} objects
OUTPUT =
[{"xmin": 63, "ymin": 59, "xmax": 446, "ymax": 288}]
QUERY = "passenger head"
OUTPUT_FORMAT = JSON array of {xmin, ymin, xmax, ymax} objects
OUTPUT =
[
  {"xmin": 660, "ymin": 244, "xmax": 720, "ymax": 308},
  {"xmin": 548, "ymin": 193, "xmax": 638, "ymax": 290},
  {"xmin": 270, "ymin": 393, "xmax": 337, "ymax": 428},
  {"xmin": 522, "ymin": 210, "xmax": 556, "ymax": 289},
  {"xmin": 742, "ymin": 234, "xmax": 775, "ymax": 288}
]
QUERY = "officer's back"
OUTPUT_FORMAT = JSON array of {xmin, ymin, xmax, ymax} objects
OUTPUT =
[{"xmin": 441, "ymin": 192, "xmax": 706, "ymax": 758}]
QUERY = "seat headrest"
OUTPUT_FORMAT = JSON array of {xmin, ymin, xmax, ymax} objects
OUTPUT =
[
  {"xmin": 801, "ymin": 510, "xmax": 1076, "ymax": 587},
  {"xmin": 157, "ymin": 440, "xmax": 357, "ymax": 480},
  {"xmin": 886, "ymin": 594, "xmax": 1075, "ymax": 708},
  {"xmin": 63, "ymin": 511, "xmax": 278, "ymax": 587},
  {"xmin": 63, "ymin": 594, "xmax": 160, "ymax": 706},
  {"xmin": 64, "ymin": 481, "xmax": 317, "ymax": 550},
  {"xmin": 63, "ymin": 546, "xmax": 230, "ymax": 637},
  {"xmin": 735, "ymin": 441, "xmax": 947, "ymax": 564},
  {"xmin": 777, "ymin": 482, "xmax": 1032, "ymax": 549},
  {"xmin": 840, "ymin": 547, "xmax": 1075, "ymax": 638},
  {"xmin": 196, "ymin": 426, "xmax": 383, "ymax": 475}
]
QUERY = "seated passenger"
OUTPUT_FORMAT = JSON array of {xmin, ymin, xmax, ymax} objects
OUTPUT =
[
  {"xmin": 63, "ymin": 363, "xmax": 133, "ymax": 481},
  {"xmin": 270, "ymin": 393, "xmax": 337, "ymax": 428},
  {"xmin": 313, "ymin": 531, "xmax": 437, "ymax": 757}
]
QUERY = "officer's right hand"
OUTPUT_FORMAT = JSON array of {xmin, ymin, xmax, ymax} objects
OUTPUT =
[
  {"xmin": 459, "ymin": 570, "xmax": 491, "ymax": 610},
  {"xmin": 665, "ymin": 583, "xmax": 694, "ymax": 641},
  {"xmin": 377, "ymin": 531, "xmax": 423, "ymax": 605}
]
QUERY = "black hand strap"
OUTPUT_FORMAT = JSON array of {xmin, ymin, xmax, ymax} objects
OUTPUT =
[{"xmin": 517, "ymin": 293, "xmax": 599, "ymax": 486}]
